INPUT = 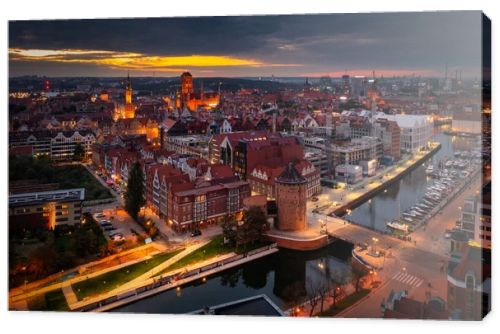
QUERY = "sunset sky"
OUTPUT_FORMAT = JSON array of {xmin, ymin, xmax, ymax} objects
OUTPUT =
[{"xmin": 9, "ymin": 11, "xmax": 483, "ymax": 78}]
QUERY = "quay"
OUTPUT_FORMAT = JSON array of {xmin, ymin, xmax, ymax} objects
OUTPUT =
[
  {"xmin": 266, "ymin": 142, "xmax": 441, "ymax": 251},
  {"xmin": 72, "ymin": 243, "xmax": 279, "ymax": 312}
]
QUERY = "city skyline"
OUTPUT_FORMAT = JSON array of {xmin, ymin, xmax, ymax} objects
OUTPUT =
[{"xmin": 9, "ymin": 11, "xmax": 483, "ymax": 78}]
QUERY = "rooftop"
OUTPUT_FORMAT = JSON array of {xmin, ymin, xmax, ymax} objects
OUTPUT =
[{"xmin": 9, "ymin": 188, "xmax": 86, "ymax": 207}]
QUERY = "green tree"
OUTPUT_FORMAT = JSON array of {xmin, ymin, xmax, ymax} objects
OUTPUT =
[
  {"xmin": 73, "ymin": 143, "xmax": 85, "ymax": 161},
  {"xmin": 221, "ymin": 217, "xmax": 238, "ymax": 246},
  {"xmin": 125, "ymin": 161, "xmax": 145, "ymax": 220},
  {"xmin": 237, "ymin": 206, "xmax": 268, "ymax": 246}
]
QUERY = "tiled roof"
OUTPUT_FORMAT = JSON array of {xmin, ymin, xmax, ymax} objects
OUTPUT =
[{"xmin": 276, "ymin": 162, "xmax": 306, "ymax": 184}]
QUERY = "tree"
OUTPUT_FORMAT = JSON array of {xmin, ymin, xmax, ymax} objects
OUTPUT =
[
  {"xmin": 317, "ymin": 281, "xmax": 330, "ymax": 314},
  {"xmin": 125, "ymin": 161, "xmax": 145, "ymax": 220},
  {"xmin": 306, "ymin": 278, "xmax": 321, "ymax": 316},
  {"xmin": 238, "ymin": 206, "xmax": 268, "ymax": 246},
  {"xmin": 328, "ymin": 268, "xmax": 349, "ymax": 309},
  {"xmin": 73, "ymin": 143, "xmax": 85, "ymax": 161},
  {"xmin": 221, "ymin": 217, "xmax": 238, "ymax": 246},
  {"xmin": 350, "ymin": 259, "xmax": 369, "ymax": 293}
]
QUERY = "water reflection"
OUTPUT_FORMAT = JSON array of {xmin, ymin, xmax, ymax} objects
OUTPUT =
[
  {"xmin": 349, "ymin": 126, "xmax": 479, "ymax": 231},
  {"xmin": 112, "ymin": 240, "xmax": 353, "ymax": 314}
]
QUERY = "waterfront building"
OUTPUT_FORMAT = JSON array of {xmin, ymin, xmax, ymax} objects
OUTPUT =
[
  {"xmin": 452, "ymin": 110, "xmax": 481, "ymax": 135},
  {"xmin": 328, "ymin": 136, "xmax": 383, "ymax": 169},
  {"xmin": 374, "ymin": 118, "xmax": 401, "ymax": 161},
  {"xmin": 458, "ymin": 183, "xmax": 491, "ymax": 249},
  {"xmin": 9, "ymin": 188, "xmax": 85, "ymax": 232},
  {"xmin": 275, "ymin": 163, "xmax": 307, "ymax": 231},
  {"xmin": 335, "ymin": 164, "xmax": 363, "ymax": 184},
  {"xmin": 374, "ymin": 112, "xmax": 433, "ymax": 153}
]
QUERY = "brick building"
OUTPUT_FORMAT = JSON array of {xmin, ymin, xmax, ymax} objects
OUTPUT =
[
  {"xmin": 168, "ymin": 176, "xmax": 250, "ymax": 232},
  {"xmin": 275, "ymin": 163, "xmax": 307, "ymax": 231}
]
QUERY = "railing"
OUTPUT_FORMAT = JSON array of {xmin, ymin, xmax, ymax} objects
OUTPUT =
[{"xmin": 73, "ymin": 242, "xmax": 278, "ymax": 312}]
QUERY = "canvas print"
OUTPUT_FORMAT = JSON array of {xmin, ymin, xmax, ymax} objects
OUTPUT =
[{"xmin": 8, "ymin": 11, "xmax": 491, "ymax": 320}]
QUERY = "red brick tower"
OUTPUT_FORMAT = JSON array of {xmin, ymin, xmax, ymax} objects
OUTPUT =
[{"xmin": 275, "ymin": 163, "xmax": 307, "ymax": 231}]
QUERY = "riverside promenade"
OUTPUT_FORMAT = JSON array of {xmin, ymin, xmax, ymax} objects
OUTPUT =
[
  {"xmin": 73, "ymin": 243, "xmax": 279, "ymax": 312},
  {"xmin": 268, "ymin": 142, "xmax": 441, "ymax": 251}
]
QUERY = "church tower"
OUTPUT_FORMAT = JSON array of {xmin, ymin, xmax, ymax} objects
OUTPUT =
[{"xmin": 125, "ymin": 72, "xmax": 132, "ymax": 105}]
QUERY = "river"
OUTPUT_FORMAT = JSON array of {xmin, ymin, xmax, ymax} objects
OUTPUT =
[
  {"xmin": 347, "ymin": 125, "xmax": 479, "ymax": 232},
  {"xmin": 112, "ymin": 126, "xmax": 479, "ymax": 314}
]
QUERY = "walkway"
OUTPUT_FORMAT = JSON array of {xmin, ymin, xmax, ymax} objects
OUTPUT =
[
  {"xmin": 9, "ymin": 242, "xmax": 167, "ymax": 307},
  {"xmin": 107, "ymin": 240, "xmax": 211, "ymax": 294}
]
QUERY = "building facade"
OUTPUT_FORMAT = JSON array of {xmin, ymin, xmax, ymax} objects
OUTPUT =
[
  {"xmin": 275, "ymin": 163, "xmax": 307, "ymax": 231},
  {"xmin": 9, "ymin": 188, "xmax": 85, "ymax": 232},
  {"xmin": 9, "ymin": 130, "xmax": 96, "ymax": 161}
]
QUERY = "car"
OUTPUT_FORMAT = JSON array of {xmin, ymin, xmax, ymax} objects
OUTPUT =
[
  {"xmin": 99, "ymin": 220, "xmax": 112, "ymax": 226},
  {"xmin": 311, "ymin": 196, "xmax": 319, "ymax": 202},
  {"xmin": 104, "ymin": 226, "xmax": 117, "ymax": 232},
  {"xmin": 190, "ymin": 230, "xmax": 202, "ymax": 237},
  {"xmin": 110, "ymin": 233, "xmax": 124, "ymax": 241},
  {"xmin": 93, "ymin": 213, "xmax": 105, "ymax": 219}
]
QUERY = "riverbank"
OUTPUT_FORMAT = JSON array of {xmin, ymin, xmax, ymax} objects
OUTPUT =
[
  {"xmin": 73, "ymin": 243, "xmax": 279, "ymax": 312},
  {"xmin": 269, "ymin": 143, "xmax": 441, "ymax": 251},
  {"xmin": 333, "ymin": 142, "xmax": 441, "ymax": 217}
]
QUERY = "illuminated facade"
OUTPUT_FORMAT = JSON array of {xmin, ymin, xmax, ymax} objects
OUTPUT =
[
  {"xmin": 175, "ymin": 72, "xmax": 220, "ymax": 111},
  {"xmin": 114, "ymin": 73, "xmax": 136, "ymax": 119},
  {"xmin": 9, "ymin": 188, "xmax": 85, "ymax": 231}
]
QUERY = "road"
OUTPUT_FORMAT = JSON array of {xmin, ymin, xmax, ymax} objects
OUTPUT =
[{"xmin": 338, "ymin": 175, "xmax": 482, "ymax": 318}]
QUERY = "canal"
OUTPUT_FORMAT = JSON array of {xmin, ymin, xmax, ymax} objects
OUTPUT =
[
  {"xmin": 348, "ymin": 125, "xmax": 480, "ymax": 231},
  {"xmin": 112, "ymin": 126, "xmax": 479, "ymax": 315},
  {"xmin": 111, "ymin": 240, "xmax": 354, "ymax": 314}
]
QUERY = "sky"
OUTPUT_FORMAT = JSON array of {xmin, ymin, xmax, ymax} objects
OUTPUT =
[{"xmin": 8, "ymin": 11, "xmax": 484, "ymax": 78}]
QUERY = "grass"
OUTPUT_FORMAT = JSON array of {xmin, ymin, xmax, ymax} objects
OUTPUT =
[
  {"xmin": 44, "ymin": 289, "xmax": 70, "ymax": 311},
  {"xmin": 158, "ymin": 235, "xmax": 270, "ymax": 275},
  {"xmin": 9, "ymin": 155, "xmax": 112, "ymax": 201},
  {"xmin": 72, "ymin": 249, "xmax": 183, "ymax": 301},
  {"xmin": 318, "ymin": 288, "xmax": 371, "ymax": 317},
  {"xmin": 54, "ymin": 165, "xmax": 112, "ymax": 201},
  {"xmin": 27, "ymin": 288, "xmax": 69, "ymax": 312}
]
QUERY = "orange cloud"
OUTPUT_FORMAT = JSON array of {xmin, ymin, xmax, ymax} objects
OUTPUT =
[{"xmin": 9, "ymin": 48, "xmax": 300, "ymax": 71}]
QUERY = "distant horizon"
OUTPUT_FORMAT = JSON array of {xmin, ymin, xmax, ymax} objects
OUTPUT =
[{"xmin": 9, "ymin": 12, "xmax": 484, "ymax": 79}]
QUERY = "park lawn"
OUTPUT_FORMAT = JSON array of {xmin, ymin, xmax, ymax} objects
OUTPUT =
[
  {"xmin": 159, "ymin": 235, "xmax": 270, "ymax": 275},
  {"xmin": 318, "ymin": 288, "xmax": 371, "ymax": 317},
  {"xmin": 44, "ymin": 289, "xmax": 70, "ymax": 311},
  {"xmin": 54, "ymin": 165, "xmax": 112, "ymax": 201},
  {"xmin": 72, "ymin": 249, "xmax": 183, "ymax": 301},
  {"xmin": 27, "ymin": 288, "xmax": 69, "ymax": 311}
]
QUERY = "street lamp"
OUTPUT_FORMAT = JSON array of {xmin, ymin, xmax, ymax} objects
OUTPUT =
[
  {"xmin": 21, "ymin": 266, "xmax": 27, "ymax": 290},
  {"xmin": 372, "ymin": 237, "xmax": 379, "ymax": 255}
]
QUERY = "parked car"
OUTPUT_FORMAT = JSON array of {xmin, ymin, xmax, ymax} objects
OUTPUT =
[
  {"xmin": 109, "ymin": 233, "xmax": 124, "ymax": 241},
  {"xmin": 190, "ymin": 229, "xmax": 202, "ymax": 237},
  {"xmin": 93, "ymin": 213, "xmax": 105, "ymax": 219},
  {"xmin": 99, "ymin": 220, "xmax": 112, "ymax": 227},
  {"xmin": 311, "ymin": 196, "xmax": 319, "ymax": 202}
]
